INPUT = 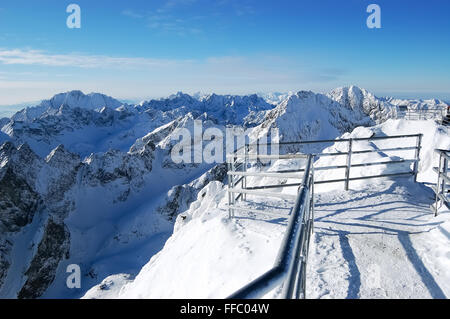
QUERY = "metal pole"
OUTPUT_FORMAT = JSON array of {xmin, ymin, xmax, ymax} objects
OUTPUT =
[
  {"xmin": 243, "ymin": 143, "xmax": 248, "ymax": 201},
  {"xmin": 232, "ymin": 155, "xmax": 236, "ymax": 211},
  {"xmin": 435, "ymin": 152, "xmax": 443, "ymax": 217},
  {"xmin": 310, "ymin": 164, "xmax": 315, "ymax": 234},
  {"xmin": 231, "ymin": 155, "xmax": 237, "ymax": 218},
  {"xmin": 441, "ymin": 156, "xmax": 448, "ymax": 195},
  {"xmin": 439, "ymin": 155, "xmax": 448, "ymax": 216},
  {"xmin": 413, "ymin": 134, "xmax": 422, "ymax": 183},
  {"xmin": 256, "ymin": 139, "xmax": 260, "ymax": 168},
  {"xmin": 227, "ymin": 161, "xmax": 233, "ymax": 219},
  {"xmin": 345, "ymin": 139, "xmax": 353, "ymax": 191}
]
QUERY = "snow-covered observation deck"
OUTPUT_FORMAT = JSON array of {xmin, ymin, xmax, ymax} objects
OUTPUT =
[{"xmin": 225, "ymin": 133, "xmax": 450, "ymax": 299}]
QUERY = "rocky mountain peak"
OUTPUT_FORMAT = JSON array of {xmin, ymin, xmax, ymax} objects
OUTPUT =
[{"xmin": 45, "ymin": 145, "xmax": 81, "ymax": 169}]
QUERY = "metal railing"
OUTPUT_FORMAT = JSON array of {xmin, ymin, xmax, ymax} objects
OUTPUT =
[
  {"xmin": 234, "ymin": 134, "xmax": 422, "ymax": 191},
  {"xmin": 395, "ymin": 107, "xmax": 446, "ymax": 121},
  {"xmin": 226, "ymin": 134, "xmax": 422, "ymax": 299},
  {"xmin": 433, "ymin": 149, "xmax": 450, "ymax": 216},
  {"xmin": 227, "ymin": 155, "xmax": 315, "ymax": 299},
  {"xmin": 226, "ymin": 150, "xmax": 309, "ymax": 218}
]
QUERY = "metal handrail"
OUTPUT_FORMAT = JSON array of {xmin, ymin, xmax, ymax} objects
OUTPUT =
[
  {"xmin": 228, "ymin": 155, "xmax": 314, "ymax": 299},
  {"xmin": 234, "ymin": 134, "xmax": 422, "ymax": 190},
  {"xmin": 395, "ymin": 107, "xmax": 446, "ymax": 121},
  {"xmin": 226, "ymin": 134, "xmax": 423, "ymax": 299},
  {"xmin": 433, "ymin": 149, "xmax": 450, "ymax": 216},
  {"xmin": 251, "ymin": 133, "xmax": 422, "ymax": 147}
]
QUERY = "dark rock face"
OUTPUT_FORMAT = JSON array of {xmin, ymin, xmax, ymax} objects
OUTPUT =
[
  {"xmin": 17, "ymin": 219, "xmax": 70, "ymax": 299},
  {"xmin": 0, "ymin": 167, "xmax": 41, "ymax": 232},
  {"xmin": 0, "ymin": 165, "xmax": 41, "ymax": 292},
  {"xmin": 0, "ymin": 165, "xmax": 42, "ymax": 289},
  {"xmin": 0, "ymin": 137, "xmax": 160, "ymax": 298},
  {"xmin": 157, "ymin": 163, "xmax": 227, "ymax": 221},
  {"xmin": 0, "ymin": 240, "xmax": 11, "ymax": 289}
]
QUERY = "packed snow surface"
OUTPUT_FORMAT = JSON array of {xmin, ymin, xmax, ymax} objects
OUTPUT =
[{"xmin": 308, "ymin": 180, "xmax": 449, "ymax": 299}]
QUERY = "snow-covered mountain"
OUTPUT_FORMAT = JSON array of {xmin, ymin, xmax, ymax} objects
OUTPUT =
[
  {"xmin": 0, "ymin": 91, "xmax": 275, "ymax": 158},
  {"xmin": 10, "ymin": 91, "xmax": 125, "ymax": 123},
  {"xmin": 0, "ymin": 86, "xmax": 448, "ymax": 299},
  {"xmin": 381, "ymin": 96, "xmax": 448, "ymax": 110},
  {"xmin": 327, "ymin": 86, "xmax": 393, "ymax": 122},
  {"xmin": 249, "ymin": 87, "xmax": 395, "ymax": 156}
]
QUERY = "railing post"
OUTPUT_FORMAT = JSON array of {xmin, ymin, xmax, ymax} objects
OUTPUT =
[
  {"xmin": 233, "ymin": 154, "xmax": 242, "ymax": 208},
  {"xmin": 440, "ymin": 155, "xmax": 448, "ymax": 215},
  {"xmin": 413, "ymin": 134, "xmax": 422, "ymax": 183},
  {"xmin": 310, "ymin": 164, "xmax": 315, "ymax": 234},
  {"xmin": 345, "ymin": 139, "xmax": 353, "ymax": 191},
  {"xmin": 227, "ymin": 159, "xmax": 234, "ymax": 219},
  {"xmin": 256, "ymin": 139, "xmax": 259, "ymax": 167},
  {"xmin": 243, "ymin": 143, "xmax": 248, "ymax": 201},
  {"xmin": 435, "ymin": 152, "xmax": 443, "ymax": 216}
]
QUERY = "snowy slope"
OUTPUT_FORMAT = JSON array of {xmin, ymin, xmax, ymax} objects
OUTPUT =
[{"xmin": 84, "ymin": 181, "xmax": 286, "ymax": 299}]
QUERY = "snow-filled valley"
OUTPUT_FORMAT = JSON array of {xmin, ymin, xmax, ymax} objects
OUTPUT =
[{"xmin": 0, "ymin": 86, "xmax": 448, "ymax": 299}]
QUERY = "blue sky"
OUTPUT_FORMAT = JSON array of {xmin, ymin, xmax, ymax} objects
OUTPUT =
[{"xmin": 0, "ymin": 0, "xmax": 449, "ymax": 105}]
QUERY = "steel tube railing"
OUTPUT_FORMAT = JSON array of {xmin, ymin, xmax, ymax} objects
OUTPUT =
[
  {"xmin": 396, "ymin": 107, "xmax": 446, "ymax": 121},
  {"xmin": 433, "ymin": 149, "xmax": 450, "ymax": 216},
  {"xmin": 227, "ymin": 134, "xmax": 422, "ymax": 218},
  {"xmin": 226, "ymin": 134, "xmax": 424, "ymax": 299},
  {"xmin": 228, "ymin": 155, "xmax": 314, "ymax": 299},
  {"xmin": 252, "ymin": 133, "xmax": 422, "ymax": 147}
]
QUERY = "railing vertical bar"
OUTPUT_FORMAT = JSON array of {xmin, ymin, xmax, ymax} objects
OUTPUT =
[
  {"xmin": 439, "ymin": 155, "xmax": 448, "ymax": 216},
  {"xmin": 227, "ymin": 160, "xmax": 233, "ymax": 219},
  {"xmin": 243, "ymin": 143, "xmax": 248, "ymax": 201},
  {"xmin": 435, "ymin": 153, "xmax": 441, "ymax": 216},
  {"xmin": 345, "ymin": 139, "xmax": 353, "ymax": 191},
  {"xmin": 413, "ymin": 134, "xmax": 422, "ymax": 182},
  {"xmin": 433, "ymin": 150, "xmax": 450, "ymax": 217}
]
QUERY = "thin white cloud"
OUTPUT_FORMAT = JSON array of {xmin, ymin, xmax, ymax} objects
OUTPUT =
[
  {"xmin": 162, "ymin": 0, "xmax": 198, "ymax": 11},
  {"xmin": 0, "ymin": 49, "xmax": 331, "ymax": 83},
  {"xmin": 0, "ymin": 49, "xmax": 191, "ymax": 69},
  {"xmin": 122, "ymin": 1, "xmax": 203, "ymax": 36},
  {"xmin": 146, "ymin": 13, "xmax": 203, "ymax": 35},
  {"xmin": 0, "ymin": 48, "xmax": 351, "ymax": 105},
  {"xmin": 121, "ymin": 10, "xmax": 144, "ymax": 19}
]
